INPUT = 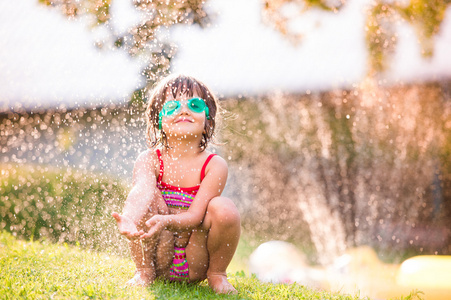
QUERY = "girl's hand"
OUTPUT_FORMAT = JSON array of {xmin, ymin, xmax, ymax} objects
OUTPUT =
[
  {"xmin": 141, "ymin": 215, "xmax": 167, "ymax": 240},
  {"xmin": 112, "ymin": 212, "xmax": 145, "ymax": 240}
]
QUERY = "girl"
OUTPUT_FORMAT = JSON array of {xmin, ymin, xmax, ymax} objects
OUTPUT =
[{"xmin": 112, "ymin": 74, "xmax": 241, "ymax": 294}]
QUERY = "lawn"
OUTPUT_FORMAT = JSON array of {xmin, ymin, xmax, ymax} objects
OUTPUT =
[
  {"xmin": 0, "ymin": 163, "xmax": 423, "ymax": 299},
  {"xmin": 0, "ymin": 231, "xmax": 388, "ymax": 300}
]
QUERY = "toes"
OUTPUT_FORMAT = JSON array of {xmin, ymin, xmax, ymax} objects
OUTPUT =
[
  {"xmin": 207, "ymin": 273, "xmax": 237, "ymax": 294},
  {"xmin": 126, "ymin": 269, "xmax": 154, "ymax": 287}
]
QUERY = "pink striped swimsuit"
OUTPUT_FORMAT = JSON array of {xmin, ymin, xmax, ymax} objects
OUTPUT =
[{"xmin": 155, "ymin": 149, "xmax": 216, "ymax": 282}]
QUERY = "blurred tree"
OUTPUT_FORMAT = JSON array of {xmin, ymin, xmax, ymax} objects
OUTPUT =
[
  {"xmin": 366, "ymin": 0, "xmax": 451, "ymax": 73},
  {"xmin": 39, "ymin": 0, "xmax": 451, "ymax": 85},
  {"xmin": 262, "ymin": 0, "xmax": 345, "ymax": 44},
  {"xmin": 262, "ymin": 0, "xmax": 451, "ymax": 74},
  {"xmin": 38, "ymin": 0, "xmax": 210, "ymax": 91}
]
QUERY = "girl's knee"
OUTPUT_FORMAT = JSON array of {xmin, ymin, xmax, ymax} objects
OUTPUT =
[{"xmin": 207, "ymin": 197, "xmax": 240, "ymax": 226}]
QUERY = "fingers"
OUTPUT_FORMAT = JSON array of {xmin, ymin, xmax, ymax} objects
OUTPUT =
[
  {"xmin": 113, "ymin": 211, "xmax": 165, "ymax": 241},
  {"xmin": 140, "ymin": 227, "xmax": 158, "ymax": 240},
  {"xmin": 145, "ymin": 219, "xmax": 153, "ymax": 227},
  {"xmin": 112, "ymin": 212, "xmax": 121, "ymax": 221},
  {"xmin": 122, "ymin": 229, "xmax": 145, "ymax": 240},
  {"xmin": 145, "ymin": 215, "xmax": 162, "ymax": 227},
  {"xmin": 112, "ymin": 212, "xmax": 145, "ymax": 240},
  {"xmin": 140, "ymin": 233, "xmax": 152, "ymax": 240},
  {"xmin": 140, "ymin": 230, "xmax": 155, "ymax": 240}
]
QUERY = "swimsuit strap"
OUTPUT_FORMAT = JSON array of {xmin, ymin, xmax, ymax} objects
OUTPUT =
[
  {"xmin": 156, "ymin": 149, "xmax": 164, "ymax": 182},
  {"xmin": 200, "ymin": 154, "xmax": 217, "ymax": 181}
]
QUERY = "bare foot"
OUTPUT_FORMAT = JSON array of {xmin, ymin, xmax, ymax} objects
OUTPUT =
[
  {"xmin": 207, "ymin": 272, "xmax": 237, "ymax": 294},
  {"xmin": 126, "ymin": 268, "xmax": 154, "ymax": 287}
]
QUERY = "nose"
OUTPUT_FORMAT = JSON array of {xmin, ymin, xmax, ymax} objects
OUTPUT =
[{"xmin": 178, "ymin": 101, "xmax": 190, "ymax": 114}]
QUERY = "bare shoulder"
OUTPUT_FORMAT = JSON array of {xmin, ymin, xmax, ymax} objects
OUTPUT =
[
  {"xmin": 134, "ymin": 149, "xmax": 159, "ymax": 174},
  {"xmin": 210, "ymin": 154, "xmax": 227, "ymax": 166},
  {"xmin": 207, "ymin": 153, "xmax": 228, "ymax": 174}
]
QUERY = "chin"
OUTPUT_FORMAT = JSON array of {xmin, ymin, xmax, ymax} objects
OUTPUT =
[{"xmin": 169, "ymin": 131, "xmax": 202, "ymax": 138}]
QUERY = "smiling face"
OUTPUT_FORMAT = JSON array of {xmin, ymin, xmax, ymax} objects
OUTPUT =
[
  {"xmin": 160, "ymin": 92, "xmax": 207, "ymax": 139},
  {"xmin": 145, "ymin": 74, "xmax": 218, "ymax": 150}
]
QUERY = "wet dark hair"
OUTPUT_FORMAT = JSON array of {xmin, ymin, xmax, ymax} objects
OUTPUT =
[{"xmin": 145, "ymin": 74, "xmax": 218, "ymax": 150}]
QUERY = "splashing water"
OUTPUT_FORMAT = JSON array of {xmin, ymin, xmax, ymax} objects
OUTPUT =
[
  {"xmin": 1, "ymin": 80, "xmax": 451, "ymax": 265},
  {"xmin": 221, "ymin": 79, "xmax": 451, "ymax": 264}
]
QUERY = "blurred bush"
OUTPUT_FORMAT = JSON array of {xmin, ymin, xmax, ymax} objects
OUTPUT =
[{"xmin": 0, "ymin": 163, "xmax": 128, "ymax": 253}]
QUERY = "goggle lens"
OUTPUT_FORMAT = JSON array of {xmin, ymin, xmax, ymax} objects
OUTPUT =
[
  {"xmin": 188, "ymin": 98, "xmax": 206, "ymax": 113},
  {"xmin": 161, "ymin": 98, "xmax": 206, "ymax": 116},
  {"xmin": 161, "ymin": 101, "xmax": 180, "ymax": 116}
]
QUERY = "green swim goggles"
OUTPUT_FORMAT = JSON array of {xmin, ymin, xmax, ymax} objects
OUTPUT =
[{"xmin": 159, "ymin": 97, "xmax": 210, "ymax": 130}]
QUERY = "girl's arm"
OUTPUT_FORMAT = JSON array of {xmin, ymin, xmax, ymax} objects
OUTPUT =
[
  {"xmin": 143, "ymin": 156, "xmax": 228, "ymax": 237},
  {"xmin": 112, "ymin": 150, "xmax": 158, "ymax": 239}
]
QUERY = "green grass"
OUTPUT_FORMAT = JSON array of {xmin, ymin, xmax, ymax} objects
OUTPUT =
[
  {"xmin": 1, "ymin": 231, "xmax": 377, "ymax": 300},
  {"xmin": 0, "ymin": 164, "xmax": 424, "ymax": 299}
]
